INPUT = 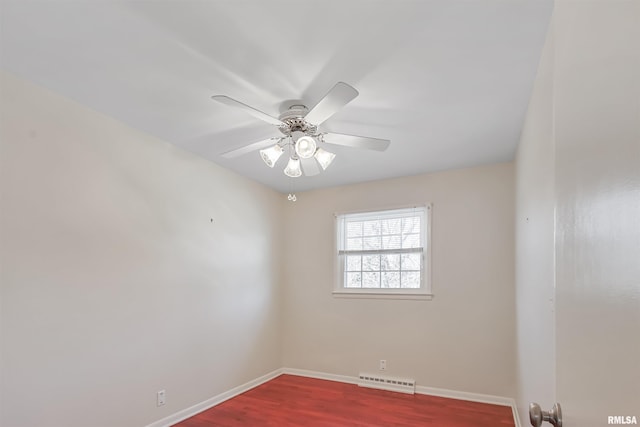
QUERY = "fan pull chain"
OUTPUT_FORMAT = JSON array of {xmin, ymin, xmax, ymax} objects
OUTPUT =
[{"xmin": 287, "ymin": 174, "xmax": 297, "ymax": 202}]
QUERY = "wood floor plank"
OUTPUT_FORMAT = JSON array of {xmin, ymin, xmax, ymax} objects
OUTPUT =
[{"xmin": 173, "ymin": 374, "xmax": 515, "ymax": 426}]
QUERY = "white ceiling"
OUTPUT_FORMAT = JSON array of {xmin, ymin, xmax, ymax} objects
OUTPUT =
[{"xmin": 0, "ymin": 0, "xmax": 553, "ymax": 193}]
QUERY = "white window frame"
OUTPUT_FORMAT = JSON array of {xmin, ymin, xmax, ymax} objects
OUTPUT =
[{"xmin": 333, "ymin": 204, "xmax": 432, "ymax": 300}]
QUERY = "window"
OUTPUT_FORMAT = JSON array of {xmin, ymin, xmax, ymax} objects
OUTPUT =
[{"xmin": 334, "ymin": 205, "xmax": 432, "ymax": 299}]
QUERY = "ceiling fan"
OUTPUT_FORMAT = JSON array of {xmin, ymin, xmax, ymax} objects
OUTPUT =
[{"xmin": 212, "ymin": 82, "xmax": 390, "ymax": 177}]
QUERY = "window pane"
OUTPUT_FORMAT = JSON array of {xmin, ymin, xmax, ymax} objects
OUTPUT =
[
  {"xmin": 382, "ymin": 218, "xmax": 401, "ymax": 235},
  {"xmin": 381, "ymin": 272, "xmax": 400, "ymax": 288},
  {"xmin": 362, "ymin": 272, "xmax": 381, "ymax": 288},
  {"xmin": 338, "ymin": 206, "xmax": 428, "ymax": 294},
  {"xmin": 402, "ymin": 233, "xmax": 420, "ymax": 249},
  {"xmin": 382, "ymin": 235, "xmax": 401, "ymax": 250},
  {"xmin": 362, "ymin": 255, "xmax": 380, "ymax": 271},
  {"xmin": 346, "ymin": 256, "xmax": 361, "ymax": 271},
  {"xmin": 363, "ymin": 236, "xmax": 381, "ymax": 250},
  {"xmin": 381, "ymin": 254, "xmax": 400, "ymax": 271},
  {"xmin": 347, "ymin": 238, "xmax": 363, "ymax": 250},
  {"xmin": 402, "ymin": 216, "xmax": 420, "ymax": 234},
  {"xmin": 401, "ymin": 253, "xmax": 421, "ymax": 271},
  {"xmin": 346, "ymin": 272, "xmax": 362, "ymax": 288},
  {"xmin": 401, "ymin": 272, "xmax": 421, "ymax": 288},
  {"xmin": 363, "ymin": 220, "xmax": 381, "ymax": 236},
  {"xmin": 347, "ymin": 221, "xmax": 363, "ymax": 237}
]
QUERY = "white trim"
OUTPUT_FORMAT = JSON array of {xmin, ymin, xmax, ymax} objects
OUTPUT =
[
  {"xmin": 425, "ymin": 202, "xmax": 433, "ymax": 294},
  {"xmin": 415, "ymin": 386, "xmax": 520, "ymax": 426},
  {"xmin": 512, "ymin": 404, "xmax": 523, "ymax": 427},
  {"xmin": 144, "ymin": 368, "xmax": 283, "ymax": 427},
  {"xmin": 414, "ymin": 384, "xmax": 514, "ymax": 406},
  {"xmin": 332, "ymin": 291, "xmax": 433, "ymax": 300},
  {"xmin": 281, "ymin": 367, "xmax": 358, "ymax": 385}
]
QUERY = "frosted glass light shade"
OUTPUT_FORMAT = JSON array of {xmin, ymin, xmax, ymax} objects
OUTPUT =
[
  {"xmin": 259, "ymin": 145, "xmax": 284, "ymax": 168},
  {"xmin": 314, "ymin": 148, "xmax": 336, "ymax": 170},
  {"xmin": 295, "ymin": 136, "xmax": 317, "ymax": 159},
  {"xmin": 283, "ymin": 157, "xmax": 302, "ymax": 177}
]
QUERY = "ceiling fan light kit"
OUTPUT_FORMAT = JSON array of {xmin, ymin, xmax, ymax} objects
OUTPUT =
[
  {"xmin": 314, "ymin": 148, "xmax": 336, "ymax": 170},
  {"xmin": 295, "ymin": 135, "xmax": 317, "ymax": 159},
  {"xmin": 283, "ymin": 156, "xmax": 302, "ymax": 178},
  {"xmin": 259, "ymin": 144, "xmax": 284, "ymax": 168},
  {"xmin": 213, "ymin": 82, "xmax": 390, "ymax": 178}
]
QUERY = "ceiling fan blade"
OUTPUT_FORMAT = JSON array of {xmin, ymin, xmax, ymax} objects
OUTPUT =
[
  {"xmin": 322, "ymin": 133, "xmax": 390, "ymax": 151},
  {"xmin": 301, "ymin": 157, "xmax": 320, "ymax": 176},
  {"xmin": 221, "ymin": 138, "xmax": 280, "ymax": 159},
  {"xmin": 304, "ymin": 82, "xmax": 359, "ymax": 126},
  {"xmin": 212, "ymin": 95, "xmax": 284, "ymax": 126}
]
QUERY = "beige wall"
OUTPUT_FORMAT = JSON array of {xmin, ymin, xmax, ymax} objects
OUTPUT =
[
  {"xmin": 282, "ymin": 163, "xmax": 516, "ymax": 397},
  {"xmin": 0, "ymin": 72, "xmax": 283, "ymax": 427}
]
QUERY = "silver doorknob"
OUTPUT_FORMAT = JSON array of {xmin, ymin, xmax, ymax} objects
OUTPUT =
[{"xmin": 529, "ymin": 402, "xmax": 562, "ymax": 427}]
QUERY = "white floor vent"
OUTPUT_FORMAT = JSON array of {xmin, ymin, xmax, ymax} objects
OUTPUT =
[{"xmin": 358, "ymin": 373, "xmax": 416, "ymax": 394}]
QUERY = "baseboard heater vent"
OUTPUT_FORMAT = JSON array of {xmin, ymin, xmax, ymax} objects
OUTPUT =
[{"xmin": 358, "ymin": 373, "xmax": 416, "ymax": 394}]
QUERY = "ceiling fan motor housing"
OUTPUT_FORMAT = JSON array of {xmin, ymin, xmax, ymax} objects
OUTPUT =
[{"xmin": 278, "ymin": 105, "xmax": 317, "ymax": 136}]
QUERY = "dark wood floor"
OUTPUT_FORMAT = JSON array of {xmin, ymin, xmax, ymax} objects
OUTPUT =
[{"xmin": 173, "ymin": 374, "xmax": 515, "ymax": 427}]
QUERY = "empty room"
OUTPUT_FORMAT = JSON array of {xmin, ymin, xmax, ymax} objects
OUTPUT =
[{"xmin": 1, "ymin": 1, "xmax": 638, "ymax": 427}]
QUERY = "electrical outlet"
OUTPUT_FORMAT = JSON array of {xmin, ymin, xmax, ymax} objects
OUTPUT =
[
  {"xmin": 379, "ymin": 359, "xmax": 387, "ymax": 370},
  {"xmin": 157, "ymin": 390, "xmax": 166, "ymax": 406}
]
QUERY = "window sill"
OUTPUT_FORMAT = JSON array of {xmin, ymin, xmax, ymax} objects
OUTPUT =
[{"xmin": 332, "ymin": 290, "xmax": 434, "ymax": 300}]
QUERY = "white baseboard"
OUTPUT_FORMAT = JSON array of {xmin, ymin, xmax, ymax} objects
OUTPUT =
[
  {"xmin": 281, "ymin": 367, "xmax": 358, "ymax": 385},
  {"xmin": 146, "ymin": 367, "xmax": 520, "ymax": 427},
  {"xmin": 415, "ymin": 384, "xmax": 513, "ymax": 406},
  {"xmin": 415, "ymin": 384, "xmax": 520, "ymax": 427},
  {"xmin": 512, "ymin": 404, "xmax": 523, "ymax": 427},
  {"xmin": 145, "ymin": 368, "xmax": 283, "ymax": 427}
]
